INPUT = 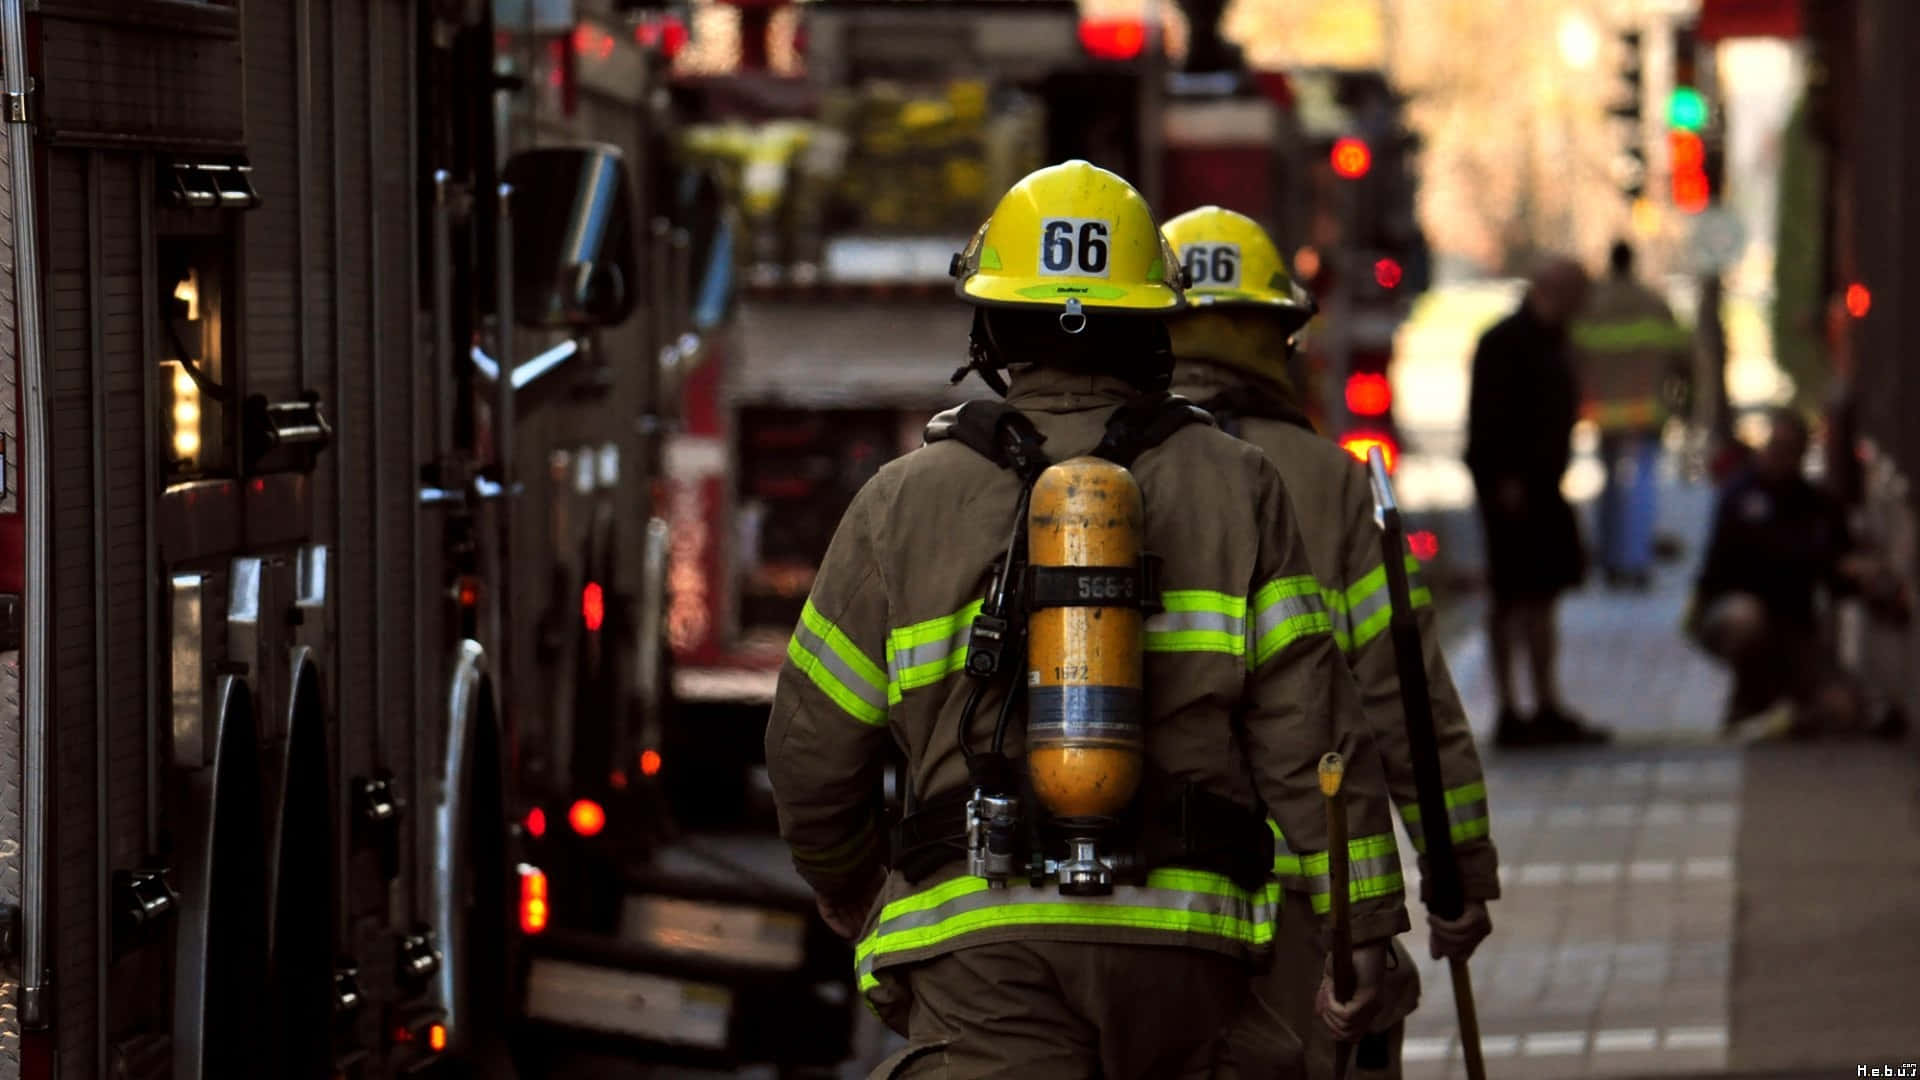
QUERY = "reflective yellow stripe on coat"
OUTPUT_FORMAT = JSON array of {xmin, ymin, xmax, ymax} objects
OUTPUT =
[
  {"xmin": 1398, "ymin": 780, "xmax": 1493, "ymax": 853},
  {"xmin": 1270, "ymin": 821, "xmax": 1406, "ymax": 915},
  {"xmin": 789, "ymin": 598, "xmax": 888, "ymax": 726},
  {"xmin": 1324, "ymin": 554, "xmax": 1430, "ymax": 653},
  {"xmin": 854, "ymin": 869, "xmax": 1277, "ymax": 991}
]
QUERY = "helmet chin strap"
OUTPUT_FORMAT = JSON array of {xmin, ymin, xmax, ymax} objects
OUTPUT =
[{"xmin": 953, "ymin": 308, "xmax": 1012, "ymax": 396}]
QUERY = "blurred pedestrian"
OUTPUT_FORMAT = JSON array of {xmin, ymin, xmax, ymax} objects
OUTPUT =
[
  {"xmin": 1465, "ymin": 257, "xmax": 1610, "ymax": 748},
  {"xmin": 1573, "ymin": 240, "xmax": 1693, "ymax": 590},
  {"xmin": 1164, "ymin": 206, "xmax": 1500, "ymax": 1080},
  {"xmin": 1685, "ymin": 408, "xmax": 1908, "ymax": 738}
]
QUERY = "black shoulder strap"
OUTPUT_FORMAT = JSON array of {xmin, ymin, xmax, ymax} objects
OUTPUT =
[
  {"xmin": 1198, "ymin": 385, "xmax": 1318, "ymax": 435},
  {"xmin": 1089, "ymin": 392, "xmax": 1215, "ymax": 468},
  {"xmin": 925, "ymin": 401, "xmax": 1051, "ymax": 481}
]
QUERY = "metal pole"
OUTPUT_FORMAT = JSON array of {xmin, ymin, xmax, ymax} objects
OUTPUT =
[{"xmin": 3, "ymin": 0, "xmax": 52, "ymax": 1029}]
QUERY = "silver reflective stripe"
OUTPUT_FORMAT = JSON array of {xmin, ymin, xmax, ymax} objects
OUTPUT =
[
  {"xmin": 1253, "ymin": 592, "xmax": 1328, "ymax": 641},
  {"xmin": 1345, "ymin": 587, "xmax": 1391, "ymax": 635},
  {"xmin": 793, "ymin": 617, "xmax": 887, "ymax": 715},
  {"xmin": 1299, "ymin": 853, "xmax": 1402, "ymax": 896},
  {"xmin": 1146, "ymin": 609, "xmax": 1246, "ymax": 636},
  {"xmin": 887, "ymin": 624, "xmax": 969, "ymax": 681},
  {"xmin": 856, "ymin": 877, "xmax": 1272, "ymax": 982}
]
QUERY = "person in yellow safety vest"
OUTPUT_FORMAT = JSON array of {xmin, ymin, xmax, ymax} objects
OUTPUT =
[
  {"xmin": 1573, "ymin": 240, "xmax": 1694, "ymax": 590},
  {"xmin": 764, "ymin": 163, "xmax": 1412, "ymax": 1079},
  {"xmin": 1162, "ymin": 206, "xmax": 1502, "ymax": 1080}
]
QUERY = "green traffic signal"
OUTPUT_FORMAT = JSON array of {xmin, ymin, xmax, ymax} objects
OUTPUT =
[{"xmin": 1668, "ymin": 86, "xmax": 1707, "ymax": 131}]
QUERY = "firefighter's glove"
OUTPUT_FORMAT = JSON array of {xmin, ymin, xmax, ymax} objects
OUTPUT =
[
  {"xmin": 1427, "ymin": 900, "xmax": 1492, "ymax": 960},
  {"xmin": 1315, "ymin": 941, "xmax": 1387, "ymax": 1042},
  {"xmin": 815, "ymin": 866, "xmax": 885, "ymax": 941}
]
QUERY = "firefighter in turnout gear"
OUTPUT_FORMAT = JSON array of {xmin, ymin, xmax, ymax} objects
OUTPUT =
[
  {"xmin": 1163, "ymin": 206, "xmax": 1501, "ymax": 1078},
  {"xmin": 765, "ymin": 164, "xmax": 1411, "ymax": 1079},
  {"xmin": 1573, "ymin": 241, "xmax": 1694, "ymax": 588}
]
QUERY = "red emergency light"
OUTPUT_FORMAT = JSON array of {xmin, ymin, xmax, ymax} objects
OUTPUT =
[
  {"xmin": 569, "ymin": 799, "xmax": 606, "ymax": 837},
  {"xmin": 1373, "ymin": 258, "xmax": 1403, "ymax": 290},
  {"xmin": 524, "ymin": 806, "xmax": 548, "ymax": 839},
  {"xmin": 1331, "ymin": 138, "xmax": 1372, "ymax": 179},
  {"xmin": 640, "ymin": 749, "xmax": 664, "ymax": 777},
  {"xmin": 1345, "ymin": 373, "xmax": 1392, "ymax": 417},
  {"xmin": 518, "ymin": 865, "xmax": 550, "ymax": 935},
  {"xmin": 634, "ymin": 17, "xmax": 689, "ymax": 60},
  {"xmin": 572, "ymin": 24, "xmax": 615, "ymax": 61},
  {"xmin": 1339, "ymin": 430, "xmax": 1398, "ymax": 473},
  {"xmin": 1846, "ymin": 282, "xmax": 1871, "ymax": 319},
  {"xmin": 1079, "ymin": 18, "xmax": 1146, "ymax": 61},
  {"xmin": 582, "ymin": 582, "xmax": 605, "ymax": 632},
  {"xmin": 428, "ymin": 1025, "xmax": 448, "ymax": 1053}
]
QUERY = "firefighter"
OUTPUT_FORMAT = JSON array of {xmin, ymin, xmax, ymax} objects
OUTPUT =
[
  {"xmin": 1162, "ymin": 206, "xmax": 1502, "ymax": 1079},
  {"xmin": 1573, "ymin": 240, "xmax": 1694, "ymax": 590},
  {"xmin": 765, "ymin": 162, "xmax": 1411, "ymax": 1079}
]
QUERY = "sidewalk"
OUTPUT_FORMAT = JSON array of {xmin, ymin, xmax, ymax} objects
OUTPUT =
[{"xmin": 1396, "ymin": 474, "xmax": 1920, "ymax": 1079}]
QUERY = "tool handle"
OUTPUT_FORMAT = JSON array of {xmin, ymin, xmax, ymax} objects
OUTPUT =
[
  {"xmin": 1450, "ymin": 956, "xmax": 1487, "ymax": 1080},
  {"xmin": 1321, "ymin": 752, "xmax": 1355, "ymax": 1003},
  {"xmin": 1366, "ymin": 449, "xmax": 1467, "ymax": 921}
]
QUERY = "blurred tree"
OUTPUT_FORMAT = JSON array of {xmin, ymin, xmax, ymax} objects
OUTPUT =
[
  {"xmin": 1771, "ymin": 94, "xmax": 1827, "ymax": 407},
  {"xmin": 1227, "ymin": 0, "xmax": 1630, "ymax": 275}
]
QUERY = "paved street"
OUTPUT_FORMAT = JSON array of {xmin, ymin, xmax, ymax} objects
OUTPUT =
[{"xmin": 1395, "ymin": 472, "xmax": 1920, "ymax": 1079}]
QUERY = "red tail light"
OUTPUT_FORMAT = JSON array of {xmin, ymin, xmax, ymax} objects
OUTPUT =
[
  {"xmin": 524, "ymin": 807, "xmax": 547, "ymax": 839},
  {"xmin": 1409, "ymin": 530, "xmax": 1440, "ymax": 561},
  {"xmin": 640, "ymin": 748, "xmax": 663, "ymax": 777},
  {"xmin": 428, "ymin": 1024, "xmax": 448, "ymax": 1053},
  {"xmin": 1079, "ymin": 18, "xmax": 1146, "ymax": 61},
  {"xmin": 582, "ymin": 582, "xmax": 605, "ymax": 632},
  {"xmin": 568, "ymin": 798, "xmax": 606, "ymax": 837},
  {"xmin": 519, "ymin": 865, "xmax": 550, "ymax": 935},
  {"xmin": 1345, "ymin": 373, "xmax": 1392, "ymax": 417},
  {"xmin": 1339, "ymin": 431, "xmax": 1398, "ymax": 473}
]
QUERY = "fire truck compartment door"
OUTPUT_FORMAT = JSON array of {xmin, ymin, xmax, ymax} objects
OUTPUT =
[{"xmin": 173, "ymin": 673, "xmax": 270, "ymax": 1078}]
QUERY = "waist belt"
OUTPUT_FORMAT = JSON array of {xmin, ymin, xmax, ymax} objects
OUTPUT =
[{"xmin": 889, "ymin": 778, "xmax": 1274, "ymax": 894}]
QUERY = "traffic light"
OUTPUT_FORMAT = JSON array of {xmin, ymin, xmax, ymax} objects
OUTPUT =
[
  {"xmin": 1667, "ymin": 21, "xmax": 1712, "ymax": 215},
  {"xmin": 1610, "ymin": 30, "xmax": 1646, "ymax": 199}
]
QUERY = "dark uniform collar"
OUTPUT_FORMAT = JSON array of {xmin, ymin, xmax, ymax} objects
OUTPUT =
[{"xmin": 1003, "ymin": 367, "xmax": 1142, "ymax": 413}]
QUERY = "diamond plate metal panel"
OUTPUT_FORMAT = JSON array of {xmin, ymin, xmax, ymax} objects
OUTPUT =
[{"xmin": 1, "ymin": 652, "xmax": 21, "ymax": 1079}]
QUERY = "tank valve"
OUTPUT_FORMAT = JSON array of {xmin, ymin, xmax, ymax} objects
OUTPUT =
[{"xmin": 965, "ymin": 790, "xmax": 1022, "ymax": 886}]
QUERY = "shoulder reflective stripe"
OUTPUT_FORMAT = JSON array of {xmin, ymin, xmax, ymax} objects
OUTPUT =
[
  {"xmin": 854, "ymin": 870, "xmax": 1277, "ymax": 982},
  {"xmin": 791, "ymin": 599, "xmax": 888, "ymax": 726},
  {"xmin": 1333, "ymin": 555, "xmax": 1430, "ymax": 652},
  {"xmin": 1248, "ymin": 576, "xmax": 1331, "ymax": 667},
  {"xmin": 1146, "ymin": 590, "xmax": 1248, "ymax": 655},
  {"xmin": 792, "ymin": 819, "xmax": 882, "ymax": 876},
  {"xmin": 1399, "ymin": 781, "xmax": 1492, "ymax": 854},
  {"xmin": 885, "ymin": 599, "xmax": 984, "ymax": 703},
  {"xmin": 1571, "ymin": 317, "xmax": 1694, "ymax": 352}
]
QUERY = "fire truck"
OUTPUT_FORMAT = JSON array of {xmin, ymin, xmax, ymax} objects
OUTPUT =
[
  {"xmin": 0, "ymin": 0, "xmax": 730, "ymax": 1076},
  {"xmin": 655, "ymin": 1, "xmax": 1432, "ymax": 770},
  {"xmin": 483, "ymin": 8, "xmax": 861, "ymax": 1077}
]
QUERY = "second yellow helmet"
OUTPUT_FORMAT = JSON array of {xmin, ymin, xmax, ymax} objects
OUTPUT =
[
  {"xmin": 1160, "ymin": 205, "xmax": 1313, "ymax": 324},
  {"xmin": 952, "ymin": 160, "xmax": 1186, "ymax": 314}
]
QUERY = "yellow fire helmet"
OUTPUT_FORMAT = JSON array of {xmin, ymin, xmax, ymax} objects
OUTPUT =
[
  {"xmin": 1161, "ymin": 205, "xmax": 1315, "ymax": 329},
  {"xmin": 951, "ymin": 160, "xmax": 1187, "ymax": 316}
]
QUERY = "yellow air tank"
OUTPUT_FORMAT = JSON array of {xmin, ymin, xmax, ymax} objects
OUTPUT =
[{"xmin": 1024, "ymin": 457, "xmax": 1146, "ymax": 827}]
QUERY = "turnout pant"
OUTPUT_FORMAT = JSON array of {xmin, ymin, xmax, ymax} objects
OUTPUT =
[
  {"xmin": 869, "ymin": 941, "xmax": 1255, "ymax": 1079},
  {"xmin": 1598, "ymin": 431, "xmax": 1661, "ymax": 576}
]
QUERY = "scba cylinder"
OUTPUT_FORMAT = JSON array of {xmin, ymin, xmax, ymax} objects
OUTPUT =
[{"xmin": 1024, "ymin": 457, "xmax": 1146, "ymax": 824}]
